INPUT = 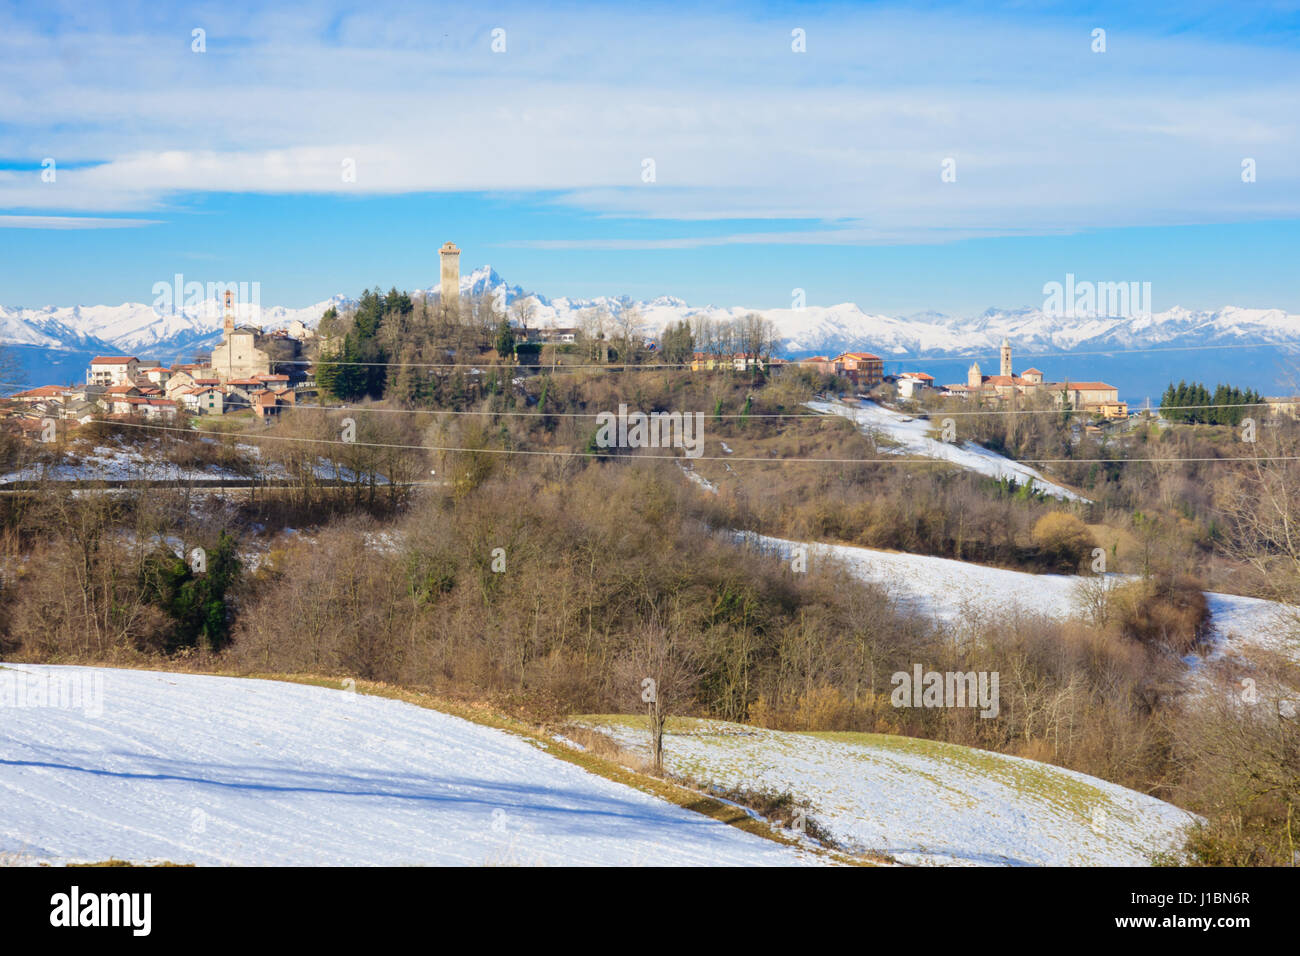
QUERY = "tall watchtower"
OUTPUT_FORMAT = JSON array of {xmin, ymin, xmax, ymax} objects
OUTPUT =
[
  {"xmin": 1000, "ymin": 338, "xmax": 1012, "ymax": 378},
  {"xmin": 439, "ymin": 242, "xmax": 461, "ymax": 305},
  {"xmin": 223, "ymin": 289, "xmax": 235, "ymax": 341}
]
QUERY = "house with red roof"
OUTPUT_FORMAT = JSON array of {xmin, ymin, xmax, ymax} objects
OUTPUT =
[{"xmin": 86, "ymin": 356, "xmax": 141, "ymax": 387}]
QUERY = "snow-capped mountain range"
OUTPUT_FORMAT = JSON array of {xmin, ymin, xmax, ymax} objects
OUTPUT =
[{"xmin": 4, "ymin": 264, "xmax": 1298, "ymax": 370}]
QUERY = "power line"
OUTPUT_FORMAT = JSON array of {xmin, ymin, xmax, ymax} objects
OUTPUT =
[
  {"xmin": 270, "ymin": 398, "xmax": 1285, "ymax": 420},
  {"xmin": 283, "ymin": 336, "xmax": 1300, "ymax": 370},
  {"xmin": 76, "ymin": 418, "xmax": 1300, "ymax": 468}
]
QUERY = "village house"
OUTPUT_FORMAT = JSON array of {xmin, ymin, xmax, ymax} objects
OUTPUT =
[
  {"xmin": 15, "ymin": 399, "xmax": 62, "ymax": 421},
  {"xmin": 1264, "ymin": 396, "xmax": 1300, "ymax": 419},
  {"xmin": 163, "ymin": 371, "xmax": 199, "ymax": 399},
  {"xmin": 86, "ymin": 356, "xmax": 141, "ymax": 387},
  {"xmin": 62, "ymin": 399, "xmax": 98, "ymax": 424},
  {"xmin": 137, "ymin": 366, "xmax": 172, "ymax": 388},
  {"xmin": 794, "ymin": 352, "xmax": 884, "ymax": 387},
  {"xmin": 250, "ymin": 388, "xmax": 293, "ymax": 420},
  {"xmin": 137, "ymin": 397, "xmax": 177, "ymax": 420},
  {"xmin": 832, "ymin": 352, "xmax": 884, "ymax": 388},
  {"xmin": 690, "ymin": 352, "xmax": 767, "ymax": 372},
  {"xmin": 9, "ymin": 384, "xmax": 72, "ymax": 405},
  {"xmin": 1065, "ymin": 385, "xmax": 1128, "ymax": 417},
  {"xmin": 896, "ymin": 372, "xmax": 934, "ymax": 400},
  {"xmin": 101, "ymin": 385, "xmax": 142, "ymax": 415},
  {"xmin": 796, "ymin": 355, "xmax": 835, "ymax": 375},
  {"xmin": 515, "ymin": 326, "xmax": 575, "ymax": 345},
  {"xmin": 181, "ymin": 386, "xmax": 226, "ymax": 416},
  {"xmin": 286, "ymin": 318, "xmax": 314, "ymax": 340}
]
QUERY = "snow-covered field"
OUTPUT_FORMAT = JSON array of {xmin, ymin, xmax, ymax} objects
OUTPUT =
[
  {"xmin": 808, "ymin": 399, "xmax": 1088, "ymax": 502},
  {"xmin": 0, "ymin": 665, "xmax": 813, "ymax": 866},
  {"xmin": 735, "ymin": 531, "xmax": 1299, "ymax": 664},
  {"xmin": 581, "ymin": 716, "xmax": 1195, "ymax": 866}
]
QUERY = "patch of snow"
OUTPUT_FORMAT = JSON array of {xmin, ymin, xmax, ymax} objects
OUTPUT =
[{"xmin": 679, "ymin": 463, "xmax": 718, "ymax": 494}]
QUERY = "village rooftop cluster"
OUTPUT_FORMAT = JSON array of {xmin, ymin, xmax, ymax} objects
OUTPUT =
[
  {"xmin": 3, "ymin": 290, "xmax": 314, "ymax": 436},
  {"xmin": 793, "ymin": 343, "xmax": 1126, "ymax": 417}
]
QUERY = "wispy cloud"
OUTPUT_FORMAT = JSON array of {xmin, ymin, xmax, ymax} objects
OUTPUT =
[
  {"xmin": 499, "ymin": 224, "xmax": 1071, "ymax": 250},
  {"xmin": 0, "ymin": 215, "xmax": 163, "ymax": 229}
]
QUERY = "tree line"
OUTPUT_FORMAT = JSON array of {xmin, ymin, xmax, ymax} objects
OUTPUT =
[{"xmin": 1159, "ymin": 380, "xmax": 1264, "ymax": 425}]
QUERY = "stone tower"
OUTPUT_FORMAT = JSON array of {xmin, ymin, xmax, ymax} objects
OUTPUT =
[
  {"xmin": 967, "ymin": 361, "xmax": 982, "ymax": 388},
  {"xmin": 439, "ymin": 242, "xmax": 461, "ymax": 306},
  {"xmin": 1000, "ymin": 338, "xmax": 1012, "ymax": 378},
  {"xmin": 223, "ymin": 289, "xmax": 234, "ymax": 341}
]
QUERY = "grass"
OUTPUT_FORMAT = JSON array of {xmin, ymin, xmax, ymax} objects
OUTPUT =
[
  {"xmin": 806, "ymin": 730, "xmax": 1118, "ymax": 823},
  {"xmin": 61, "ymin": 859, "xmax": 193, "ymax": 867},
  {"xmin": 629, "ymin": 715, "xmax": 1118, "ymax": 823},
  {"xmin": 577, "ymin": 714, "xmax": 1143, "ymax": 856}
]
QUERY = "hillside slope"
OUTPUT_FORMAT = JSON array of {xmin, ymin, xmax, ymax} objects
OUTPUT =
[
  {"xmin": 0, "ymin": 665, "xmax": 813, "ymax": 866},
  {"xmin": 808, "ymin": 399, "xmax": 1088, "ymax": 501},
  {"xmin": 580, "ymin": 716, "xmax": 1196, "ymax": 866},
  {"xmin": 734, "ymin": 532, "xmax": 1298, "ymax": 665}
]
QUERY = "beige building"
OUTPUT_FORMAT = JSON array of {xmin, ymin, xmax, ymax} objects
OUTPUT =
[
  {"xmin": 211, "ymin": 289, "xmax": 272, "ymax": 382},
  {"xmin": 1063, "ymin": 383, "xmax": 1124, "ymax": 412},
  {"xmin": 1265, "ymin": 397, "xmax": 1300, "ymax": 419},
  {"xmin": 440, "ymin": 241, "xmax": 461, "ymax": 306},
  {"xmin": 182, "ymin": 386, "xmax": 225, "ymax": 416},
  {"xmin": 164, "ymin": 371, "xmax": 198, "ymax": 399},
  {"xmin": 286, "ymin": 319, "xmax": 314, "ymax": 340},
  {"xmin": 137, "ymin": 366, "xmax": 172, "ymax": 388}
]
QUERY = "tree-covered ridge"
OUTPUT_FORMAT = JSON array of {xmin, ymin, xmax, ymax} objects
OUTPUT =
[
  {"xmin": 1159, "ymin": 380, "xmax": 1264, "ymax": 424},
  {"xmin": 310, "ymin": 285, "xmax": 778, "ymax": 408},
  {"xmin": 316, "ymin": 287, "xmax": 414, "ymax": 401}
]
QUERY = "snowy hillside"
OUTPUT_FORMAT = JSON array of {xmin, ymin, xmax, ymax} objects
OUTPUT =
[
  {"xmin": 579, "ymin": 716, "xmax": 1196, "ymax": 866},
  {"xmin": 0, "ymin": 665, "xmax": 812, "ymax": 866},
  {"xmin": 733, "ymin": 531, "xmax": 1300, "ymax": 665},
  {"xmin": 808, "ymin": 399, "xmax": 1088, "ymax": 501}
]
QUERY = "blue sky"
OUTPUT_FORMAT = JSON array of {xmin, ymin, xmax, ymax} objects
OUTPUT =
[{"xmin": 2, "ymin": 0, "xmax": 1299, "ymax": 314}]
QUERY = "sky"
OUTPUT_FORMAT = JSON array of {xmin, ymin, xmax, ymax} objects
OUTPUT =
[{"xmin": 1, "ymin": 0, "xmax": 1299, "ymax": 315}]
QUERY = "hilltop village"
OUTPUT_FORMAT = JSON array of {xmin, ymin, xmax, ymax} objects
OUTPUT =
[
  {"xmin": 794, "ymin": 342, "xmax": 1126, "ymax": 417},
  {"xmin": 0, "ymin": 242, "xmax": 1130, "ymax": 439},
  {"xmin": 2, "ymin": 290, "xmax": 315, "ymax": 435}
]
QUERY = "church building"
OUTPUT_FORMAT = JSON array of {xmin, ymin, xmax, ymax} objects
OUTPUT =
[
  {"xmin": 211, "ymin": 290, "xmax": 272, "ymax": 382},
  {"xmin": 947, "ymin": 340, "xmax": 1125, "ymax": 417}
]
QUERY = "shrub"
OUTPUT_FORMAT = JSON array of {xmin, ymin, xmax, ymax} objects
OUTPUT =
[
  {"xmin": 1032, "ymin": 512, "xmax": 1096, "ymax": 571},
  {"xmin": 1111, "ymin": 575, "xmax": 1210, "ymax": 654}
]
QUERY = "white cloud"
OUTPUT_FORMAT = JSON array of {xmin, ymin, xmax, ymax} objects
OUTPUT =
[{"xmin": 0, "ymin": 215, "xmax": 163, "ymax": 229}]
